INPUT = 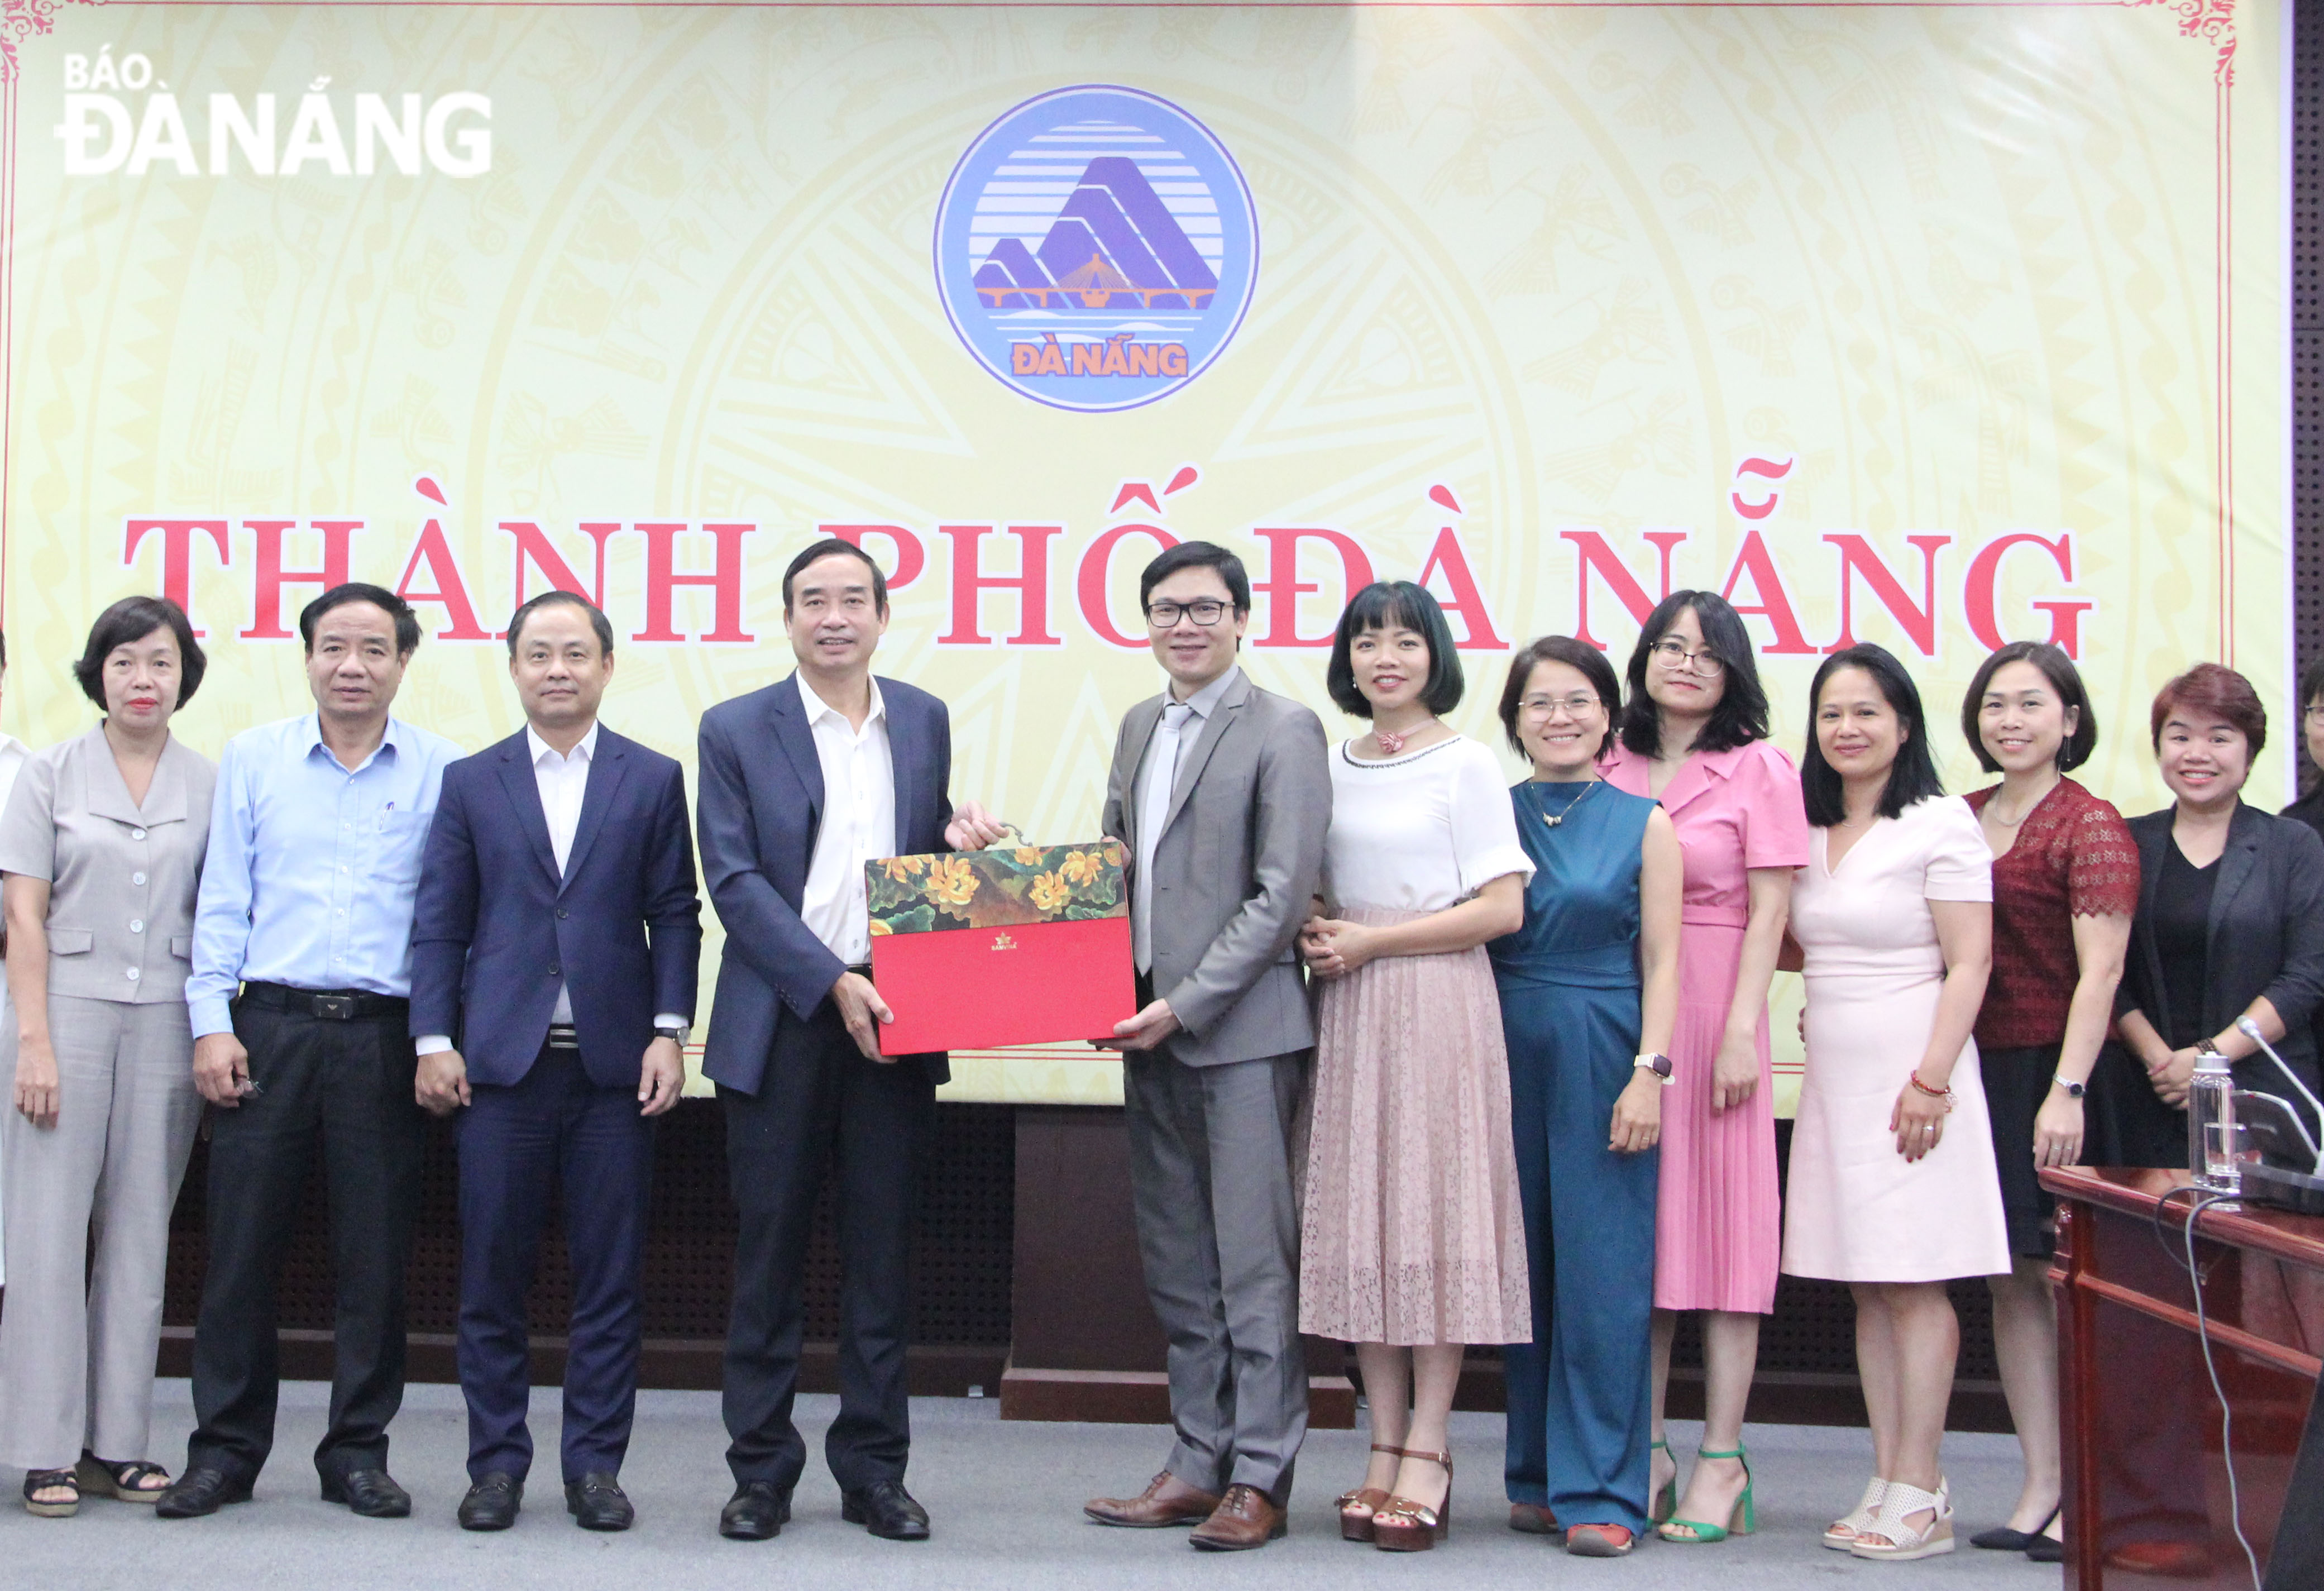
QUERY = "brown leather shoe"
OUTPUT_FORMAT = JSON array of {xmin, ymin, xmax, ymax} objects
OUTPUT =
[
  {"xmin": 1190, "ymin": 1484, "xmax": 1287, "ymax": 1551},
  {"xmin": 1084, "ymin": 1471, "xmax": 1222, "ymax": 1528}
]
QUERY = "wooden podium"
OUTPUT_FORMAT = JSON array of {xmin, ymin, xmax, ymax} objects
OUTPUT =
[{"xmin": 2044, "ymin": 1166, "xmax": 2324, "ymax": 1587}]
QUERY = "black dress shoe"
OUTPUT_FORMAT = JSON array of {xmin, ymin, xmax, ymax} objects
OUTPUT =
[
  {"xmin": 565, "ymin": 1473, "xmax": 633, "ymax": 1532},
  {"xmin": 154, "ymin": 1466, "xmax": 254, "ymax": 1520},
  {"xmin": 458, "ymin": 1473, "xmax": 523, "ymax": 1531},
  {"xmin": 841, "ymin": 1478, "xmax": 930, "ymax": 1541},
  {"xmin": 322, "ymin": 1468, "xmax": 412, "ymax": 1518},
  {"xmin": 2026, "ymin": 1533, "xmax": 2065, "ymax": 1564},
  {"xmin": 720, "ymin": 1479, "xmax": 792, "ymax": 1540}
]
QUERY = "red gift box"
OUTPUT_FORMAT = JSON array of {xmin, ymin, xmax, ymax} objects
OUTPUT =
[{"xmin": 864, "ymin": 839, "xmax": 1136, "ymax": 1056}]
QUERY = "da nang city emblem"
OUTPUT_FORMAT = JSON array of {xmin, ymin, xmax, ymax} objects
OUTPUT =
[{"xmin": 934, "ymin": 85, "xmax": 1259, "ymax": 413}]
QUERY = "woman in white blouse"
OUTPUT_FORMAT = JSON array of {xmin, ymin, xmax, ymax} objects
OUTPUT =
[{"xmin": 1298, "ymin": 582, "xmax": 1533, "ymax": 1552}]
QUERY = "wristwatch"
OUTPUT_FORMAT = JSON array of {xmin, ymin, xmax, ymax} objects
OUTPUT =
[
  {"xmin": 1634, "ymin": 1052, "xmax": 1675, "ymax": 1085},
  {"xmin": 2052, "ymin": 1073, "xmax": 2086, "ymax": 1098},
  {"xmin": 654, "ymin": 1023, "xmax": 691, "ymax": 1047}
]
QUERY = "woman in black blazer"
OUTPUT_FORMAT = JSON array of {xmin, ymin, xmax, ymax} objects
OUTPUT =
[{"xmin": 2093, "ymin": 663, "xmax": 2324, "ymax": 1167}]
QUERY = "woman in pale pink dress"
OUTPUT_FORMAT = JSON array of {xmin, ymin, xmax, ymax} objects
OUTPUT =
[{"xmin": 1604, "ymin": 592, "xmax": 1807, "ymax": 1545}]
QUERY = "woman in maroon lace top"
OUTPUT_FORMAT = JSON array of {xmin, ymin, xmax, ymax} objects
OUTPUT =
[{"xmin": 1958, "ymin": 642, "xmax": 2139, "ymax": 1564}]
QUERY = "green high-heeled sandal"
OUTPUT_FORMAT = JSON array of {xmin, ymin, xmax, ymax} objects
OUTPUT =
[
  {"xmin": 1648, "ymin": 1439, "xmax": 1677, "ymax": 1526},
  {"xmin": 1657, "ymin": 1446, "xmax": 1754, "ymax": 1544}
]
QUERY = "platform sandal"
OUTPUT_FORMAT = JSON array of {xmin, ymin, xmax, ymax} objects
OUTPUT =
[
  {"xmin": 76, "ymin": 1454, "xmax": 171, "ymax": 1503},
  {"xmin": 1370, "ymin": 1450, "xmax": 1452, "ymax": 1552},
  {"xmin": 1337, "ymin": 1444, "xmax": 1408, "ymax": 1542},
  {"xmin": 22, "ymin": 1468, "xmax": 78, "ymax": 1518},
  {"xmin": 1850, "ymin": 1477, "xmax": 1955, "ymax": 1561},
  {"xmin": 1648, "ymin": 1437, "xmax": 1676, "ymax": 1525},
  {"xmin": 1658, "ymin": 1445, "xmax": 1754, "ymax": 1544},
  {"xmin": 1824, "ymin": 1475, "xmax": 1888, "ymax": 1550}
]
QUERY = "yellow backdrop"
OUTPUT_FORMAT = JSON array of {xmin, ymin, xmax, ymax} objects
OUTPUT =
[{"xmin": 1, "ymin": 0, "xmax": 2289, "ymax": 1105}]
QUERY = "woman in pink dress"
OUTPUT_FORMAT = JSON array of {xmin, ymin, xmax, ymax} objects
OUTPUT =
[{"xmin": 1604, "ymin": 592, "xmax": 1808, "ymax": 1545}]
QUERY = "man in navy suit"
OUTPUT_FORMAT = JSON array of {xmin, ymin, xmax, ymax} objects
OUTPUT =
[
  {"xmin": 409, "ymin": 591, "xmax": 701, "ymax": 1533},
  {"xmin": 697, "ymin": 538, "xmax": 1005, "ymax": 1544}
]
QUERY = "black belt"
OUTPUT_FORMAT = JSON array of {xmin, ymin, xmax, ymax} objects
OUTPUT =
[
  {"xmin": 547, "ymin": 1024, "xmax": 580, "ymax": 1051},
  {"xmin": 239, "ymin": 981, "xmax": 410, "ymax": 1021}
]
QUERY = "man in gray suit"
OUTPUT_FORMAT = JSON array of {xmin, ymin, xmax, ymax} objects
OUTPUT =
[{"xmin": 1083, "ymin": 541, "xmax": 1330, "ymax": 1551}]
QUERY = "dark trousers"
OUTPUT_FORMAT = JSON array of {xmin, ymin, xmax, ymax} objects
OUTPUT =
[
  {"xmin": 456, "ymin": 1041, "xmax": 654, "ymax": 1484},
  {"xmin": 186, "ymin": 1003, "xmax": 426, "ymax": 1484},
  {"xmin": 718, "ymin": 1002, "xmax": 935, "ymax": 1493}
]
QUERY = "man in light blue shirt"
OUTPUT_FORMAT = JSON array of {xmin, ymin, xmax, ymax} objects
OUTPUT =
[{"xmin": 159, "ymin": 583, "xmax": 462, "ymax": 1523}]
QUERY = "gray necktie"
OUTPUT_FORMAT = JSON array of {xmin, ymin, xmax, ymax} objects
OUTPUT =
[{"xmin": 1133, "ymin": 701, "xmax": 1194, "ymax": 973}]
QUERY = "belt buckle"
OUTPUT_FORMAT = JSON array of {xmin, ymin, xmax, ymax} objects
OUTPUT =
[{"xmin": 313, "ymin": 993, "xmax": 356, "ymax": 1021}]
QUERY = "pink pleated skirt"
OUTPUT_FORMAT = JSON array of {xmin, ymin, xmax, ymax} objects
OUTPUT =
[
  {"xmin": 1653, "ymin": 920, "xmax": 1782, "ymax": 1313},
  {"xmin": 1298, "ymin": 908, "xmax": 1532, "ymax": 1346}
]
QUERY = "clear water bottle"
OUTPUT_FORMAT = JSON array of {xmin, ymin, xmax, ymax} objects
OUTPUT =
[{"xmin": 2188, "ymin": 1048, "xmax": 2242, "ymax": 1195}]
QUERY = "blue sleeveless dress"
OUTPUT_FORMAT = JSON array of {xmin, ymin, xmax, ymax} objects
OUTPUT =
[{"xmin": 1489, "ymin": 777, "xmax": 1660, "ymax": 1533}]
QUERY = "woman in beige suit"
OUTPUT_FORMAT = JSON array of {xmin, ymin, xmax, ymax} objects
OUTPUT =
[{"xmin": 0, "ymin": 597, "xmax": 215, "ymax": 1516}]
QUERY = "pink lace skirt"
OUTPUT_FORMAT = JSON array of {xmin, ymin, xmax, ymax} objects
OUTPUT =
[{"xmin": 1298, "ymin": 908, "xmax": 1532, "ymax": 1346}]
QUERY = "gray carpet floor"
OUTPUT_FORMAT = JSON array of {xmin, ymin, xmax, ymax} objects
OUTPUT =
[{"xmin": 0, "ymin": 1380, "xmax": 2062, "ymax": 1589}]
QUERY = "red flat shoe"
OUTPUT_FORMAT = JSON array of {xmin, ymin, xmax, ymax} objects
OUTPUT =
[{"xmin": 1565, "ymin": 1522, "xmax": 1636, "ymax": 1556}]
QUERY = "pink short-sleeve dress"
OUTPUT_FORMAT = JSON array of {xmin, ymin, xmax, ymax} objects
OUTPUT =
[
  {"xmin": 1782, "ymin": 794, "xmax": 2011, "ymax": 1283},
  {"xmin": 1605, "ymin": 740, "xmax": 1811, "ymax": 1314}
]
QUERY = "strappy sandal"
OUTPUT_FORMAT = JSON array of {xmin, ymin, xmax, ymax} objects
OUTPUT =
[
  {"xmin": 1648, "ymin": 1437, "xmax": 1677, "ymax": 1525},
  {"xmin": 1658, "ymin": 1444, "xmax": 1755, "ymax": 1544},
  {"xmin": 1824, "ymin": 1475, "xmax": 1889, "ymax": 1550},
  {"xmin": 1336, "ymin": 1444, "xmax": 1408, "ymax": 1542},
  {"xmin": 1370, "ymin": 1449, "xmax": 1452, "ymax": 1552},
  {"xmin": 75, "ymin": 1454, "xmax": 171, "ymax": 1503},
  {"xmin": 1850, "ymin": 1477, "xmax": 1955, "ymax": 1561},
  {"xmin": 22, "ymin": 1468, "xmax": 78, "ymax": 1518}
]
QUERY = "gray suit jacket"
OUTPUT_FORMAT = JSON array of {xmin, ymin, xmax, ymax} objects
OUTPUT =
[{"xmin": 1103, "ymin": 670, "xmax": 1330, "ymax": 1067}]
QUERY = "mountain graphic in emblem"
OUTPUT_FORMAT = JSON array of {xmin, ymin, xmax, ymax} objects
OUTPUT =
[
  {"xmin": 936, "ymin": 88, "xmax": 1257, "ymax": 412},
  {"xmin": 973, "ymin": 156, "xmax": 1219, "ymax": 312}
]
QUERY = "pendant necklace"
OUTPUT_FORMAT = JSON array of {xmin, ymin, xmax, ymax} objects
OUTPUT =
[{"xmin": 1534, "ymin": 779, "xmax": 1597, "ymax": 829}]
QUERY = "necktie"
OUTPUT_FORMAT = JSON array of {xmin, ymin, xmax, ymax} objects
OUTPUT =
[{"xmin": 1133, "ymin": 701, "xmax": 1194, "ymax": 973}]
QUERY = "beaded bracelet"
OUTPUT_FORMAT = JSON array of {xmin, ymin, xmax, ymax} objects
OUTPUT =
[{"xmin": 1907, "ymin": 1072, "xmax": 1957, "ymax": 1111}]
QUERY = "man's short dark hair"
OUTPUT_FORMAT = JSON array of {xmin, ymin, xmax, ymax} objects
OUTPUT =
[
  {"xmin": 506, "ymin": 590, "xmax": 615, "ymax": 658},
  {"xmin": 1138, "ymin": 541, "xmax": 1251, "ymax": 615},
  {"xmin": 783, "ymin": 538, "xmax": 888, "ymax": 615},
  {"xmin": 300, "ymin": 582, "xmax": 422, "ymax": 657},
  {"xmin": 74, "ymin": 595, "xmax": 208, "ymax": 710},
  {"xmin": 1326, "ymin": 581, "xmax": 1464, "ymax": 718}
]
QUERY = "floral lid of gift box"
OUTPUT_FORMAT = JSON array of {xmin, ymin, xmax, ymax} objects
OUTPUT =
[{"xmin": 866, "ymin": 839, "xmax": 1128, "ymax": 936}]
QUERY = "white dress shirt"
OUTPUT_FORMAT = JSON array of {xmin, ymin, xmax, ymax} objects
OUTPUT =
[
  {"xmin": 414, "ymin": 720, "xmax": 681, "ymax": 1058},
  {"xmin": 797, "ymin": 672, "xmax": 898, "ymax": 967},
  {"xmin": 1132, "ymin": 665, "xmax": 1238, "ymax": 972}
]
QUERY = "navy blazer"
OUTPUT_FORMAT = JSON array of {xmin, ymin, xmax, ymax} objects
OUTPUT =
[
  {"xmin": 2116, "ymin": 801, "xmax": 2324, "ymax": 1096},
  {"xmin": 696, "ymin": 673, "xmax": 954, "ymax": 1094},
  {"xmin": 410, "ymin": 726, "xmax": 702, "ymax": 1090}
]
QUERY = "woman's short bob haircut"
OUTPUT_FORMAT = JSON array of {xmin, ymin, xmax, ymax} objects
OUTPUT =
[
  {"xmin": 2149, "ymin": 662, "xmax": 2267, "ymax": 758},
  {"xmin": 1800, "ymin": 643, "xmax": 1944, "ymax": 827},
  {"xmin": 73, "ymin": 595, "xmax": 206, "ymax": 711},
  {"xmin": 1326, "ymin": 581, "xmax": 1464, "ymax": 719},
  {"xmin": 1960, "ymin": 641, "xmax": 2099, "ymax": 774},
  {"xmin": 1617, "ymin": 590, "xmax": 1771, "ymax": 759},
  {"xmin": 1499, "ymin": 635, "xmax": 1623, "ymax": 761}
]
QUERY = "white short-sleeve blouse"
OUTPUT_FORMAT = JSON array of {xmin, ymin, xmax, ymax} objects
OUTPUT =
[{"xmin": 1322, "ymin": 735, "xmax": 1534, "ymax": 913}]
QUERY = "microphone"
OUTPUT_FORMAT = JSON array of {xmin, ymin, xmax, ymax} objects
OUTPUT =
[{"xmin": 2234, "ymin": 1017, "xmax": 2324, "ymax": 1168}]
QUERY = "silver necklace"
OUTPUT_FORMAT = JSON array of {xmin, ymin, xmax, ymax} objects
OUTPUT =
[{"xmin": 1533, "ymin": 779, "xmax": 1598, "ymax": 828}]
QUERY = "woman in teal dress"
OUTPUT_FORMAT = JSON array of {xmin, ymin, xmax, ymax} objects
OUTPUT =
[{"xmin": 1490, "ymin": 636, "xmax": 1684, "ymax": 1557}]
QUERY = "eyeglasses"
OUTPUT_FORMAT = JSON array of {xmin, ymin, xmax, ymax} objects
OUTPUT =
[
  {"xmin": 1651, "ymin": 638, "xmax": 1725, "ymax": 677},
  {"xmin": 1520, "ymin": 693, "xmax": 1603, "ymax": 719},
  {"xmin": 1145, "ymin": 599, "xmax": 1232, "ymax": 628}
]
